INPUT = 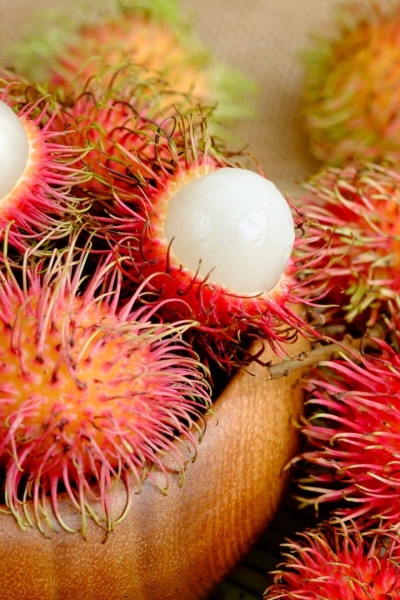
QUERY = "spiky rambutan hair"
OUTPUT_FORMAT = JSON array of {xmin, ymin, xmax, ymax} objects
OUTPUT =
[
  {"xmin": 51, "ymin": 61, "xmax": 212, "ymax": 195},
  {"xmin": 302, "ymin": 0, "xmax": 400, "ymax": 164},
  {"xmin": 264, "ymin": 522, "xmax": 400, "ymax": 599},
  {"xmin": 96, "ymin": 112, "xmax": 320, "ymax": 366},
  {"xmin": 295, "ymin": 161, "xmax": 400, "ymax": 328},
  {"xmin": 0, "ymin": 238, "xmax": 211, "ymax": 535},
  {"xmin": 292, "ymin": 309, "xmax": 400, "ymax": 529},
  {"xmin": 7, "ymin": 0, "xmax": 256, "ymax": 124},
  {"xmin": 0, "ymin": 68, "xmax": 89, "ymax": 252}
]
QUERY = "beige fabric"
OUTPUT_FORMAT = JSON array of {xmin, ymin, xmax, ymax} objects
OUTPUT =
[
  {"xmin": 0, "ymin": 0, "xmax": 339, "ymax": 195},
  {"xmin": 182, "ymin": 0, "xmax": 337, "ymax": 195}
]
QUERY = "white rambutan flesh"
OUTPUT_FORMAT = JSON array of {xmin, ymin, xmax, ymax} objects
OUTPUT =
[
  {"xmin": 164, "ymin": 168, "xmax": 295, "ymax": 295},
  {"xmin": 0, "ymin": 100, "xmax": 29, "ymax": 200},
  {"xmin": 0, "ymin": 72, "xmax": 91, "ymax": 253}
]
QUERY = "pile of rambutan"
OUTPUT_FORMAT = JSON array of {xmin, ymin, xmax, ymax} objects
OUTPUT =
[
  {"xmin": 0, "ymin": 0, "xmax": 325, "ymax": 552},
  {"xmin": 9, "ymin": 0, "xmax": 400, "ymax": 597},
  {"xmin": 265, "ymin": 1, "xmax": 400, "ymax": 598}
]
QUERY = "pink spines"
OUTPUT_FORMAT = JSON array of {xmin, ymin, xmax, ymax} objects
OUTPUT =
[
  {"xmin": 293, "ymin": 315, "xmax": 400, "ymax": 529},
  {"xmin": 265, "ymin": 523, "xmax": 400, "ymax": 599},
  {"xmin": 0, "ymin": 69, "xmax": 89, "ymax": 251},
  {"xmin": 295, "ymin": 161, "xmax": 400, "ymax": 327},
  {"xmin": 0, "ymin": 243, "xmax": 211, "ymax": 534}
]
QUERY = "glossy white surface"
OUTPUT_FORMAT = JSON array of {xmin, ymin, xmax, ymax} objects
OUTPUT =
[
  {"xmin": 164, "ymin": 168, "xmax": 295, "ymax": 295},
  {"xmin": 0, "ymin": 100, "xmax": 29, "ymax": 201}
]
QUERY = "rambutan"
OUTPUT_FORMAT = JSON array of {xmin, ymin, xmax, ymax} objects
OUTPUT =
[
  {"xmin": 51, "ymin": 62, "xmax": 210, "ymax": 195},
  {"xmin": 8, "ymin": 0, "xmax": 255, "ymax": 123},
  {"xmin": 0, "ymin": 240, "xmax": 211, "ymax": 534},
  {"xmin": 295, "ymin": 160, "xmax": 400, "ymax": 328},
  {"xmin": 0, "ymin": 68, "xmax": 89, "ymax": 252},
  {"xmin": 264, "ymin": 522, "xmax": 400, "ymax": 599},
  {"xmin": 302, "ymin": 0, "xmax": 400, "ymax": 164},
  {"xmin": 292, "ymin": 310, "xmax": 400, "ymax": 529},
  {"xmin": 97, "ymin": 113, "xmax": 319, "ymax": 365}
]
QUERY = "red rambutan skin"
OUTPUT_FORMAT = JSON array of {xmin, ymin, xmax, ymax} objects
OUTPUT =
[
  {"xmin": 292, "ymin": 314, "xmax": 400, "ymax": 529},
  {"xmin": 0, "ymin": 241, "xmax": 211, "ymax": 534},
  {"xmin": 95, "ymin": 115, "xmax": 319, "ymax": 365},
  {"xmin": 295, "ymin": 161, "xmax": 400, "ymax": 327},
  {"xmin": 0, "ymin": 70, "xmax": 89, "ymax": 251},
  {"xmin": 264, "ymin": 523, "xmax": 400, "ymax": 599}
]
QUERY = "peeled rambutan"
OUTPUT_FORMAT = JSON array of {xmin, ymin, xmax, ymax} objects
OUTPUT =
[
  {"xmin": 264, "ymin": 522, "xmax": 400, "ymax": 599},
  {"xmin": 292, "ymin": 312, "xmax": 400, "ymax": 529},
  {"xmin": 295, "ymin": 160, "xmax": 400, "ymax": 327},
  {"xmin": 302, "ymin": 0, "xmax": 400, "ymax": 164},
  {"xmin": 8, "ymin": 0, "xmax": 255, "ymax": 124},
  {"xmin": 0, "ymin": 241, "xmax": 211, "ymax": 534},
  {"xmin": 0, "ymin": 68, "xmax": 88, "ymax": 251},
  {"xmin": 97, "ymin": 114, "xmax": 319, "ymax": 365}
]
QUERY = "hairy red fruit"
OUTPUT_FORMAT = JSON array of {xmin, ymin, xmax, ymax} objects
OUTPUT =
[
  {"xmin": 293, "ymin": 310, "xmax": 400, "ymax": 529},
  {"xmin": 0, "ymin": 242, "xmax": 211, "ymax": 535},
  {"xmin": 265, "ymin": 523, "xmax": 400, "ymax": 599},
  {"xmin": 296, "ymin": 161, "xmax": 400, "ymax": 327},
  {"xmin": 8, "ymin": 0, "xmax": 255, "ymax": 125}
]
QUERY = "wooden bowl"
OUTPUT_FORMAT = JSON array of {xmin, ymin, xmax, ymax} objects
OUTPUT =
[{"xmin": 0, "ymin": 337, "xmax": 306, "ymax": 600}]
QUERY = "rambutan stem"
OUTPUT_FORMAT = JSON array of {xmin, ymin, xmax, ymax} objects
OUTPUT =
[{"xmin": 266, "ymin": 326, "xmax": 383, "ymax": 380}]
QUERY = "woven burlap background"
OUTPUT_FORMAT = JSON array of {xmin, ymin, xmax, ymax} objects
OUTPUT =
[{"xmin": 0, "ymin": 0, "xmax": 341, "ymax": 196}]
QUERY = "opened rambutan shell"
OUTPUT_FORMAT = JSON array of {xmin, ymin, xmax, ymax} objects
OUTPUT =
[
  {"xmin": 302, "ymin": 0, "xmax": 400, "ymax": 164},
  {"xmin": 0, "ymin": 69, "xmax": 89, "ymax": 251},
  {"xmin": 295, "ymin": 161, "xmax": 400, "ymax": 328},
  {"xmin": 264, "ymin": 522, "xmax": 400, "ymax": 599},
  {"xmin": 94, "ymin": 116, "xmax": 319, "ymax": 365}
]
